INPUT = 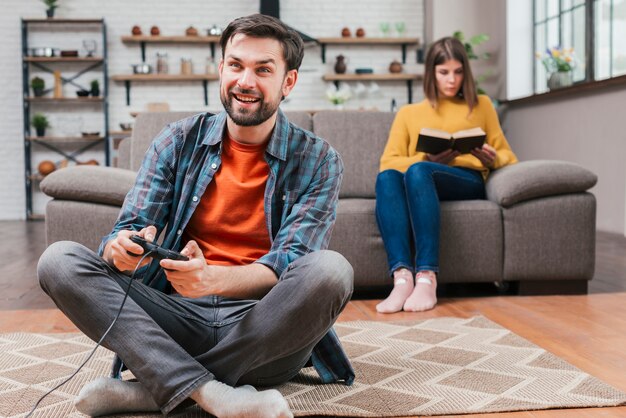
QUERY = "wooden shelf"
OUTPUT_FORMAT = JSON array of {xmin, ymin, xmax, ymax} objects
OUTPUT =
[
  {"xmin": 27, "ymin": 135, "xmax": 104, "ymax": 143},
  {"xmin": 26, "ymin": 97, "xmax": 104, "ymax": 103},
  {"xmin": 110, "ymin": 130, "xmax": 132, "ymax": 136},
  {"xmin": 112, "ymin": 74, "xmax": 218, "ymax": 106},
  {"xmin": 22, "ymin": 18, "xmax": 104, "ymax": 24},
  {"xmin": 112, "ymin": 74, "xmax": 218, "ymax": 82},
  {"xmin": 121, "ymin": 35, "xmax": 221, "ymax": 64},
  {"xmin": 323, "ymin": 73, "xmax": 422, "ymax": 104},
  {"xmin": 24, "ymin": 56, "xmax": 104, "ymax": 62},
  {"xmin": 317, "ymin": 37, "xmax": 420, "ymax": 64},
  {"xmin": 121, "ymin": 35, "xmax": 221, "ymax": 43},
  {"xmin": 317, "ymin": 37, "xmax": 419, "ymax": 45},
  {"xmin": 323, "ymin": 73, "xmax": 421, "ymax": 82}
]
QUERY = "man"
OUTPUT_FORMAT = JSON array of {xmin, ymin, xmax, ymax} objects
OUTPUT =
[{"xmin": 38, "ymin": 14, "xmax": 354, "ymax": 418}]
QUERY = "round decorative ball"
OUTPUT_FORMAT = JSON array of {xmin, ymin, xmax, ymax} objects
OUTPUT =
[
  {"xmin": 150, "ymin": 26, "xmax": 160, "ymax": 36},
  {"xmin": 38, "ymin": 160, "xmax": 56, "ymax": 176},
  {"xmin": 356, "ymin": 28, "xmax": 365, "ymax": 37},
  {"xmin": 341, "ymin": 27, "xmax": 351, "ymax": 37},
  {"xmin": 131, "ymin": 25, "xmax": 142, "ymax": 36}
]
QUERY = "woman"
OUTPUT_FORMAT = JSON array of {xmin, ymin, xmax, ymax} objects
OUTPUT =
[{"xmin": 375, "ymin": 37, "xmax": 517, "ymax": 313}]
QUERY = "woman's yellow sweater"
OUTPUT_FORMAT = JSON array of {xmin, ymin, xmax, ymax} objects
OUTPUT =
[{"xmin": 379, "ymin": 95, "xmax": 518, "ymax": 179}]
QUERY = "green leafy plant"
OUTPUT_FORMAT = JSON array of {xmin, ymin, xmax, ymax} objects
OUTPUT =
[
  {"xmin": 30, "ymin": 76, "xmax": 45, "ymax": 90},
  {"xmin": 90, "ymin": 79, "xmax": 99, "ymax": 90},
  {"xmin": 32, "ymin": 113, "xmax": 50, "ymax": 130},
  {"xmin": 453, "ymin": 31, "xmax": 491, "ymax": 95},
  {"xmin": 42, "ymin": 0, "xmax": 59, "ymax": 10}
]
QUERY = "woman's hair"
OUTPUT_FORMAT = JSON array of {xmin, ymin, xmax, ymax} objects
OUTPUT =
[
  {"xmin": 423, "ymin": 36, "xmax": 479, "ymax": 113},
  {"xmin": 220, "ymin": 14, "xmax": 304, "ymax": 72}
]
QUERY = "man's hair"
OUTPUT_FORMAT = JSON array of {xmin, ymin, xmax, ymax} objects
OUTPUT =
[
  {"xmin": 423, "ymin": 36, "xmax": 479, "ymax": 113},
  {"xmin": 220, "ymin": 14, "xmax": 304, "ymax": 72}
]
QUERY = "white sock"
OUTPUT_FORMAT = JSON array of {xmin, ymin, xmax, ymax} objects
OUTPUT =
[
  {"xmin": 403, "ymin": 270, "xmax": 437, "ymax": 312},
  {"xmin": 74, "ymin": 377, "xmax": 160, "ymax": 416},
  {"xmin": 191, "ymin": 380, "xmax": 293, "ymax": 418}
]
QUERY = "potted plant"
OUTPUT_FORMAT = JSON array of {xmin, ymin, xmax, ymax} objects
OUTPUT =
[
  {"xmin": 90, "ymin": 79, "xmax": 100, "ymax": 97},
  {"xmin": 32, "ymin": 113, "xmax": 50, "ymax": 137},
  {"xmin": 30, "ymin": 76, "xmax": 45, "ymax": 97},
  {"xmin": 537, "ymin": 46, "xmax": 576, "ymax": 90},
  {"xmin": 453, "ymin": 31, "xmax": 491, "ymax": 95},
  {"xmin": 42, "ymin": 0, "xmax": 58, "ymax": 18}
]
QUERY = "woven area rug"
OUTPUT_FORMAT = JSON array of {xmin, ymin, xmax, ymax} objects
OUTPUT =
[{"xmin": 2, "ymin": 316, "xmax": 626, "ymax": 417}]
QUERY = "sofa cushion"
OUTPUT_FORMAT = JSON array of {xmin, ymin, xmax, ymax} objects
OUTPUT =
[
  {"xmin": 330, "ymin": 198, "xmax": 503, "ymax": 289},
  {"xmin": 46, "ymin": 200, "xmax": 121, "ymax": 251},
  {"xmin": 40, "ymin": 166, "xmax": 135, "ymax": 206},
  {"xmin": 127, "ymin": 110, "xmax": 314, "ymax": 171},
  {"xmin": 486, "ymin": 160, "xmax": 597, "ymax": 208},
  {"xmin": 130, "ymin": 112, "xmax": 199, "ymax": 171},
  {"xmin": 501, "ymin": 193, "xmax": 596, "ymax": 281},
  {"xmin": 313, "ymin": 111, "xmax": 395, "ymax": 198}
]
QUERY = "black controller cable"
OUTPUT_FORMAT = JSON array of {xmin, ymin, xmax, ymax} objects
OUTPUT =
[{"xmin": 25, "ymin": 250, "xmax": 153, "ymax": 418}]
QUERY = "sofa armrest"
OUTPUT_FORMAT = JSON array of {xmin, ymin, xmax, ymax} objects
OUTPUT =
[
  {"xmin": 485, "ymin": 160, "xmax": 597, "ymax": 208},
  {"xmin": 40, "ymin": 166, "xmax": 136, "ymax": 206}
]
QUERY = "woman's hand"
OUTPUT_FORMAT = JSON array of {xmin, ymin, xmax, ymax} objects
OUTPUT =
[
  {"xmin": 426, "ymin": 149, "xmax": 459, "ymax": 165},
  {"xmin": 471, "ymin": 144, "xmax": 497, "ymax": 168}
]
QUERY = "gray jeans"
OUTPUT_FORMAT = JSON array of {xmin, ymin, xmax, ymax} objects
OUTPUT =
[{"xmin": 38, "ymin": 241, "xmax": 353, "ymax": 414}]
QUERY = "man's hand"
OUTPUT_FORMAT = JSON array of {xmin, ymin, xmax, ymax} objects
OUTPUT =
[
  {"xmin": 426, "ymin": 149, "xmax": 460, "ymax": 165},
  {"xmin": 103, "ymin": 226, "xmax": 157, "ymax": 273},
  {"xmin": 160, "ymin": 240, "xmax": 214, "ymax": 298},
  {"xmin": 471, "ymin": 144, "xmax": 497, "ymax": 168}
]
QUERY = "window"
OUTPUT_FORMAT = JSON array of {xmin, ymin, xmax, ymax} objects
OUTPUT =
[
  {"xmin": 533, "ymin": 0, "xmax": 626, "ymax": 93},
  {"xmin": 595, "ymin": 0, "xmax": 626, "ymax": 79}
]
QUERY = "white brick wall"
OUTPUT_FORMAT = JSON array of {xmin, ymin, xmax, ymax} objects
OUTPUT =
[{"xmin": 0, "ymin": 0, "xmax": 424, "ymax": 219}]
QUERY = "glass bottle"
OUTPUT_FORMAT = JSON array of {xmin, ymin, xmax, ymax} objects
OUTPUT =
[
  {"xmin": 180, "ymin": 57, "xmax": 193, "ymax": 75},
  {"xmin": 205, "ymin": 57, "xmax": 217, "ymax": 74},
  {"xmin": 156, "ymin": 52, "xmax": 169, "ymax": 74}
]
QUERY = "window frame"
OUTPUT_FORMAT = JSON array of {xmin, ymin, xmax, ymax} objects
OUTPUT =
[{"xmin": 532, "ymin": 0, "xmax": 624, "ymax": 92}]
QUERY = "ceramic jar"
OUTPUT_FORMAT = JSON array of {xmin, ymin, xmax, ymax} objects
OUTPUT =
[
  {"xmin": 389, "ymin": 59, "xmax": 403, "ymax": 74},
  {"xmin": 334, "ymin": 55, "xmax": 347, "ymax": 74}
]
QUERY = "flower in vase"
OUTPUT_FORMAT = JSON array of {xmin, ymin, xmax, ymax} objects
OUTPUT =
[
  {"xmin": 536, "ymin": 46, "xmax": 576, "ymax": 73},
  {"xmin": 326, "ymin": 84, "xmax": 352, "ymax": 105}
]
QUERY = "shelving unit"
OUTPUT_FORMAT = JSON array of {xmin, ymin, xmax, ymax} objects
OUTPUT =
[
  {"xmin": 114, "ymin": 35, "xmax": 220, "ymax": 105},
  {"xmin": 323, "ymin": 73, "xmax": 422, "ymax": 104},
  {"xmin": 317, "ymin": 37, "xmax": 420, "ymax": 64},
  {"xmin": 21, "ymin": 17, "xmax": 109, "ymax": 220}
]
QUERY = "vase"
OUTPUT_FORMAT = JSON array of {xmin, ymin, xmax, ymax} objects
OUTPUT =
[
  {"xmin": 334, "ymin": 55, "xmax": 347, "ymax": 74},
  {"xmin": 547, "ymin": 71, "xmax": 573, "ymax": 90}
]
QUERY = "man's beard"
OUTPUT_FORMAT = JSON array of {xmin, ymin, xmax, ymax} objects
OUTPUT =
[{"xmin": 221, "ymin": 87, "xmax": 280, "ymax": 127}]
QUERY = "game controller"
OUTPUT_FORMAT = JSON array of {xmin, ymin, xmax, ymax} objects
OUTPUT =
[{"xmin": 129, "ymin": 235, "xmax": 189, "ymax": 261}]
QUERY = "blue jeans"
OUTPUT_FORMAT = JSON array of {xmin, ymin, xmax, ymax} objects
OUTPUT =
[{"xmin": 375, "ymin": 162, "xmax": 485, "ymax": 276}]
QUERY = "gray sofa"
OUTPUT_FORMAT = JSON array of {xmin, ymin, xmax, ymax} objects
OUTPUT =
[{"xmin": 41, "ymin": 110, "xmax": 598, "ymax": 294}]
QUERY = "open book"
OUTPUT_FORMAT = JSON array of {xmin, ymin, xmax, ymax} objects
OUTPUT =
[{"xmin": 416, "ymin": 127, "xmax": 486, "ymax": 154}]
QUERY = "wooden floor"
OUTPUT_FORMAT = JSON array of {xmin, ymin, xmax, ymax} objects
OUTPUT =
[{"xmin": 1, "ymin": 220, "xmax": 626, "ymax": 417}]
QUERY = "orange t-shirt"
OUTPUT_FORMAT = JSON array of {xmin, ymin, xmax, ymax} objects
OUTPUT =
[{"xmin": 183, "ymin": 134, "xmax": 271, "ymax": 266}]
